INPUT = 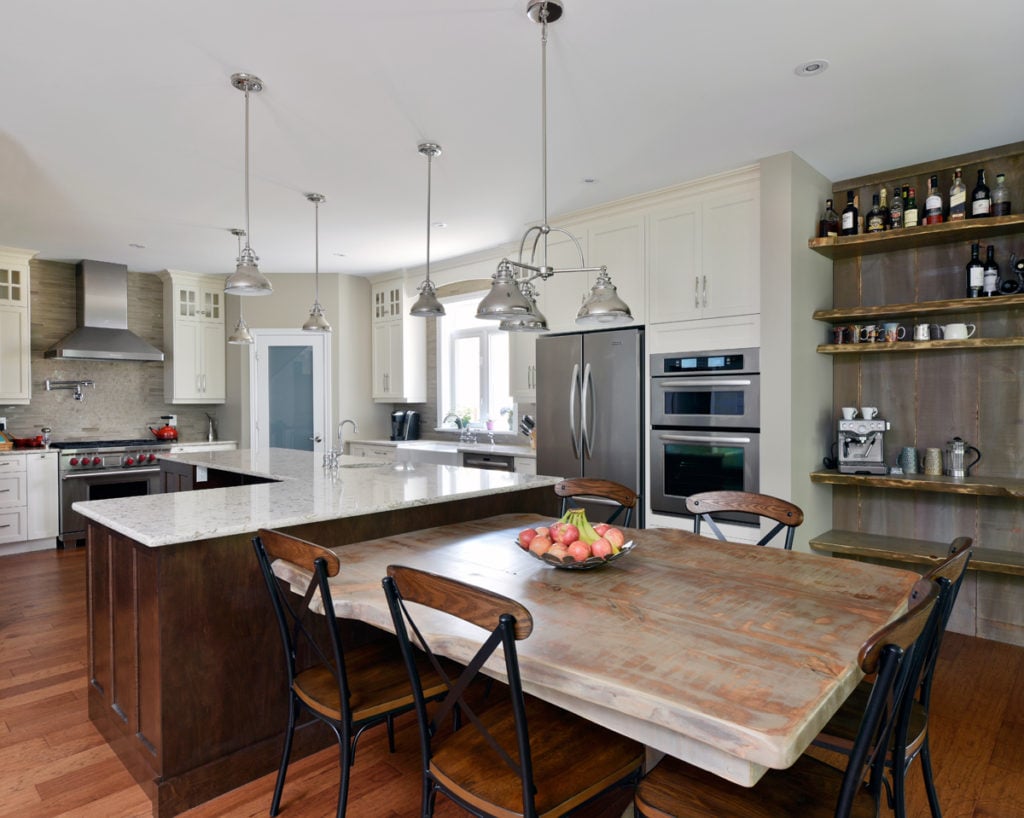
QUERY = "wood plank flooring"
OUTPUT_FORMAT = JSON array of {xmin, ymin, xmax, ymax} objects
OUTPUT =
[{"xmin": 2, "ymin": 548, "xmax": 1022, "ymax": 818}]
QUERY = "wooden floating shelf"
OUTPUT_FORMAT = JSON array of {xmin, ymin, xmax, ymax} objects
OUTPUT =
[
  {"xmin": 809, "ymin": 528, "xmax": 1024, "ymax": 576},
  {"xmin": 810, "ymin": 469, "xmax": 1024, "ymax": 498},
  {"xmin": 807, "ymin": 213, "xmax": 1024, "ymax": 259},
  {"xmin": 814, "ymin": 293, "xmax": 1024, "ymax": 323},
  {"xmin": 817, "ymin": 337, "xmax": 1024, "ymax": 354}
]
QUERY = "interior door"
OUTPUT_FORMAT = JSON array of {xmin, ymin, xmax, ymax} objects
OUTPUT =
[{"xmin": 250, "ymin": 331, "xmax": 331, "ymax": 453}]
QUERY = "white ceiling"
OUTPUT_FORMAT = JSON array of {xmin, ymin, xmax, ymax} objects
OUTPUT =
[{"xmin": 2, "ymin": 0, "xmax": 1022, "ymax": 278}]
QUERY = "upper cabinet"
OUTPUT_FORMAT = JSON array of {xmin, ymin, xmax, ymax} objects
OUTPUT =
[
  {"xmin": 370, "ymin": 278, "xmax": 425, "ymax": 403},
  {"xmin": 648, "ymin": 172, "xmax": 760, "ymax": 324},
  {"xmin": 159, "ymin": 271, "xmax": 226, "ymax": 404},
  {"xmin": 0, "ymin": 247, "xmax": 34, "ymax": 405}
]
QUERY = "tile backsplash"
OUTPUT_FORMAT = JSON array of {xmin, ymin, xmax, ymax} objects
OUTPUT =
[{"xmin": 0, "ymin": 259, "xmax": 221, "ymax": 442}]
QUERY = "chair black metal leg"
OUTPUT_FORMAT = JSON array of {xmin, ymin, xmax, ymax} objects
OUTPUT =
[
  {"xmin": 422, "ymin": 776, "xmax": 436, "ymax": 818},
  {"xmin": 270, "ymin": 696, "xmax": 300, "ymax": 816},
  {"xmin": 386, "ymin": 713, "xmax": 396, "ymax": 752},
  {"xmin": 337, "ymin": 739, "xmax": 352, "ymax": 818},
  {"xmin": 920, "ymin": 737, "xmax": 943, "ymax": 818},
  {"xmin": 892, "ymin": 759, "xmax": 908, "ymax": 818}
]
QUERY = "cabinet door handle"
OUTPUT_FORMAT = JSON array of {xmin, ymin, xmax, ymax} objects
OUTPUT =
[
  {"xmin": 694, "ymin": 276, "xmax": 700, "ymax": 309},
  {"xmin": 702, "ymin": 275, "xmax": 708, "ymax": 308},
  {"xmin": 0, "ymin": 488, "xmax": 10, "ymax": 493},
  {"xmin": 0, "ymin": 523, "xmax": 10, "ymax": 529}
]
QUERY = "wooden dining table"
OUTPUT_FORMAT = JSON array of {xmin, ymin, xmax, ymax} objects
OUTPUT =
[{"xmin": 271, "ymin": 512, "xmax": 921, "ymax": 787}]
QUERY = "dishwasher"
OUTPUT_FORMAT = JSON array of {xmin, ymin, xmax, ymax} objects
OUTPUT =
[{"xmin": 462, "ymin": 452, "xmax": 516, "ymax": 471}]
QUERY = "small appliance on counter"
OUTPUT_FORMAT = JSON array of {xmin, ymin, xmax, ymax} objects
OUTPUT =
[
  {"xmin": 838, "ymin": 417, "xmax": 890, "ymax": 474},
  {"xmin": 390, "ymin": 409, "xmax": 421, "ymax": 441},
  {"xmin": 149, "ymin": 415, "xmax": 179, "ymax": 441}
]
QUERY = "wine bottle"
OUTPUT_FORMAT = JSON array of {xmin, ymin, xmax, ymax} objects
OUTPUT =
[
  {"xmin": 889, "ymin": 186, "xmax": 904, "ymax": 229},
  {"xmin": 983, "ymin": 245, "xmax": 999, "ymax": 295},
  {"xmin": 970, "ymin": 169, "xmax": 992, "ymax": 218},
  {"xmin": 992, "ymin": 173, "xmax": 1011, "ymax": 216},
  {"xmin": 879, "ymin": 187, "xmax": 891, "ymax": 229},
  {"xmin": 948, "ymin": 168, "xmax": 967, "ymax": 221},
  {"xmin": 923, "ymin": 175, "xmax": 944, "ymax": 224},
  {"xmin": 866, "ymin": 193, "xmax": 885, "ymax": 233},
  {"xmin": 965, "ymin": 243, "xmax": 983, "ymax": 298},
  {"xmin": 840, "ymin": 190, "xmax": 859, "ymax": 236},
  {"xmin": 818, "ymin": 198, "xmax": 840, "ymax": 237},
  {"xmin": 904, "ymin": 187, "xmax": 919, "ymax": 227}
]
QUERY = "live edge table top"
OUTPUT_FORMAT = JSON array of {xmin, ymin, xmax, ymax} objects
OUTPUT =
[{"xmin": 272, "ymin": 513, "xmax": 920, "ymax": 787}]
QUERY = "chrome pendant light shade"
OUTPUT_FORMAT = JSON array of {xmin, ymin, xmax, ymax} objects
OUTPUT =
[
  {"xmin": 302, "ymin": 193, "xmax": 332, "ymax": 332},
  {"xmin": 476, "ymin": 0, "xmax": 631, "ymax": 328},
  {"xmin": 227, "ymin": 228, "xmax": 255, "ymax": 344},
  {"xmin": 225, "ymin": 73, "xmax": 273, "ymax": 296},
  {"xmin": 410, "ymin": 142, "xmax": 445, "ymax": 318}
]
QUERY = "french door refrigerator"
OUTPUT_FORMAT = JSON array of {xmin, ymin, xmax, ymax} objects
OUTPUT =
[{"xmin": 536, "ymin": 326, "xmax": 644, "ymax": 527}]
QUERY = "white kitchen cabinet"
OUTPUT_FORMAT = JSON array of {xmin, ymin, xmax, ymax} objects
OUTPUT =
[
  {"xmin": 0, "ymin": 451, "xmax": 56, "ymax": 548},
  {"xmin": 587, "ymin": 213, "xmax": 645, "ymax": 326},
  {"xmin": 347, "ymin": 442, "xmax": 396, "ymax": 462},
  {"xmin": 514, "ymin": 457, "xmax": 537, "ymax": 475},
  {"xmin": 26, "ymin": 451, "xmax": 58, "ymax": 540},
  {"xmin": 0, "ymin": 247, "xmax": 34, "ymax": 405},
  {"xmin": 648, "ymin": 173, "xmax": 760, "ymax": 324},
  {"xmin": 160, "ymin": 271, "xmax": 226, "ymax": 403},
  {"xmin": 508, "ymin": 331, "xmax": 537, "ymax": 404},
  {"xmin": 370, "ymin": 278, "xmax": 425, "ymax": 403}
]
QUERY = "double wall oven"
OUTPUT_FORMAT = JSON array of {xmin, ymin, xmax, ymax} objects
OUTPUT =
[
  {"xmin": 650, "ymin": 348, "xmax": 760, "ymax": 524},
  {"xmin": 56, "ymin": 439, "xmax": 170, "ymax": 547}
]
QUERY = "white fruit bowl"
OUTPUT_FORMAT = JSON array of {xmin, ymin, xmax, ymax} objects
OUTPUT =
[{"xmin": 520, "ymin": 539, "xmax": 636, "ymax": 570}]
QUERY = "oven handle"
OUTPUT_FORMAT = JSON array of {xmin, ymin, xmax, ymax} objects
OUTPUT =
[
  {"xmin": 655, "ymin": 378, "xmax": 754, "ymax": 388},
  {"xmin": 62, "ymin": 467, "xmax": 161, "ymax": 481},
  {"xmin": 658, "ymin": 433, "xmax": 753, "ymax": 444}
]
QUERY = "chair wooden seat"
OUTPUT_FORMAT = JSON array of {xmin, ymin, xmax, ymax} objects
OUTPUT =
[
  {"xmin": 686, "ymin": 490, "xmax": 804, "ymax": 549},
  {"xmin": 554, "ymin": 477, "xmax": 639, "ymax": 526}
]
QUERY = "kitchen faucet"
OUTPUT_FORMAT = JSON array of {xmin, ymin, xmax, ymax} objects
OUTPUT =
[
  {"xmin": 442, "ymin": 412, "xmax": 463, "ymax": 429},
  {"xmin": 337, "ymin": 419, "xmax": 358, "ymax": 451}
]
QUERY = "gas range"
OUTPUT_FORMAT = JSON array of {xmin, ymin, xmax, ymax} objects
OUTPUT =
[{"xmin": 53, "ymin": 439, "xmax": 174, "ymax": 472}]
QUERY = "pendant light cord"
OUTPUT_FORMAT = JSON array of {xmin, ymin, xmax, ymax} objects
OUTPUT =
[
  {"xmin": 540, "ymin": 4, "xmax": 549, "ymax": 271},
  {"xmin": 243, "ymin": 85, "xmax": 253, "ymax": 254},
  {"xmin": 425, "ymin": 149, "xmax": 433, "ymax": 286},
  {"xmin": 314, "ymin": 196, "xmax": 320, "ymax": 302}
]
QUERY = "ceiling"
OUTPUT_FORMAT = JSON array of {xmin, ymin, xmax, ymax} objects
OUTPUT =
[{"xmin": 3, "ymin": 1, "xmax": 1022, "ymax": 279}]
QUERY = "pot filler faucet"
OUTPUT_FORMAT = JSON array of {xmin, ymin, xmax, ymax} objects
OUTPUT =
[{"xmin": 337, "ymin": 419, "xmax": 358, "ymax": 450}]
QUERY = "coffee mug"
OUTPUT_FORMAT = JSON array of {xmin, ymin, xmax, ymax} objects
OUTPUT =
[
  {"xmin": 923, "ymin": 447, "xmax": 943, "ymax": 476},
  {"xmin": 913, "ymin": 324, "xmax": 931, "ymax": 341},
  {"xmin": 849, "ymin": 323, "xmax": 863, "ymax": 344},
  {"xmin": 942, "ymin": 323, "xmax": 976, "ymax": 340},
  {"xmin": 882, "ymin": 322, "xmax": 905, "ymax": 342},
  {"xmin": 898, "ymin": 446, "xmax": 919, "ymax": 474},
  {"xmin": 929, "ymin": 324, "xmax": 944, "ymax": 340},
  {"xmin": 841, "ymin": 406, "xmax": 858, "ymax": 420},
  {"xmin": 832, "ymin": 325, "xmax": 848, "ymax": 345},
  {"xmin": 860, "ymin": 324, "xmax": 878, "ymax": 343},
  {"xmin": 861, "ymin": 406, "xmax": 878, "ymax": 420}
]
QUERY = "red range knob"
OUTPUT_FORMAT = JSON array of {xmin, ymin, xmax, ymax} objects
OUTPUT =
[
  {"xmin": 125, "ymin": 457, "xmax": 135, "ymax": 466},
  {"xmin": 69, "ymin": 457, "xmax": 79, "ymax": 466},
  {"xmin": 148, "ymin": 453, "xmax": 157, "ymax": 462},
  {"xmin": 92, "ymin": 456, "xmax": 102, "ymax": 465}
]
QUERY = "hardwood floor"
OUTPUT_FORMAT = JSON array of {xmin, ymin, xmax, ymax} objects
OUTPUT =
[{"xmin": 1, "ymin": 547, "xmax": 1022, "ymax": 818}]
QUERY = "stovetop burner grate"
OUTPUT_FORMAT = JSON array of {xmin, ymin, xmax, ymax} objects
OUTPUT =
[{"xmin": 52, "ymin": 439, "xmax": 172, "ymax": 450}]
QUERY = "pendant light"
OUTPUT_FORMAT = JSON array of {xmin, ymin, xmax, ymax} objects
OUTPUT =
[
  {"xmin": 224, "ymin": 73, "xmax": 273, "ymax": 296},
  {"xmin": 476, "ymin": 0, "xmax": 632, "ymax": 327},
  {"xmin": 302, "ymin": 193, "xmax": 331, "ymax": 332},
  {"xmin": 410, "ymin": 142, "xmax": 445, "ymax": 317},
  {"xmin": 227, "ymin": 229, "xmax": 255, "ymax": 344}
]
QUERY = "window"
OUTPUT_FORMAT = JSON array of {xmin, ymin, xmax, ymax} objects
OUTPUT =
[{"xmin": 437, "ymin": 297, "xmax": 512, "ymax": 429}]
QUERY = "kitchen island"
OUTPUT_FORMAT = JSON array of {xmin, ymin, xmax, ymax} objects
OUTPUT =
[{"xmin": 75, "ymin": 448, "xmax": 560, "ymax": 818}]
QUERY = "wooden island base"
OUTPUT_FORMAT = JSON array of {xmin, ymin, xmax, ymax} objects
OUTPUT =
[{"xmin": 86, "ymin": 486, "xmax": 556, "ymax": 818}]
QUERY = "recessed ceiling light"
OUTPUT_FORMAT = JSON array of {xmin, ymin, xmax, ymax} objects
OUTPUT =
[
  {"xmin": 129, "ymin": 242, "xmax": 146, "ymax": 249},
  {"xmin": 432, "ymin": 222, "xmax": 447, "ymax": 229},
  {"xmin": 795, "ymin": 59, "xmax": 829, "ymax": 77}
]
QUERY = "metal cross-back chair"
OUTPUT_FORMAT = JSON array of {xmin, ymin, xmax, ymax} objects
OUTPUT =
[
  {"xmin": 383, "ymin": 564, "xmax": 644, "ymax": 817},
  {"xmin": 686, "ymin": 490, "xmax": 804, "ymax": 549},
  {"xmin": 554, "ymin": 477, "xmax": 638, "ymax": 526}
]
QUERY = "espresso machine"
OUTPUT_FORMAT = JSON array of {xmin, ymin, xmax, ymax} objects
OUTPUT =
[
  {"xmin": 390, "ymin": 409, "xmax": 421, "ymax": 441},
  {"xmin": 837, "ymin": 417, "xmax": 890, "ymax": 474}
]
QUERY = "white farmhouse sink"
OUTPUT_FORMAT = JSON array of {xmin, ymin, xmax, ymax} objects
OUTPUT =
[{"xmin": 394, "ymin": 441, "xmax": 461, "ymax": 466}]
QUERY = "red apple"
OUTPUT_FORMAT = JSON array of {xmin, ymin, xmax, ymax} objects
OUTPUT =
[
  {"xmin": 567, "ymin": 541, "xmax": 591, "ymax": 562},
  {"xmin": 547, "ymin": 544, "xmax": 569, "ymax": 561},
  {"xmin": 535, "ymin": 526, "xmax": 550, "ymax": 538},
  {"xmin": 518, "ymin": 528, "xmax": 537, "ymax": 549},
  {"xmin": 558, "ymin": 523, "xmax": 580, "ymax": 545},
  {"xmin": 529, "ymin": 535, "xmax": 553, "ymax": 556},
  {"xmin": 593, "ymin": 523, "xmax": 610, "ymax": 536},
  {"xmin": 605, "ymin": 528, "xmax": 626, "ymax": 551},
  {"xmin": 590, "ymin": 538, "xmax": 613, "ymax": 559}
]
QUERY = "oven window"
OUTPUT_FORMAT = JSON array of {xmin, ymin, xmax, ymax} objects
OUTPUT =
[
  {"xmin": 89, "ymin": 481, "xmax": 149, "ymax": 501},
  {"xmin": 663, "ymin": 389, "xmax": 745, "ymax": 418},
  {"xmin": 664, "ymin": 441, "xmax": 746, "ymax": 497}
]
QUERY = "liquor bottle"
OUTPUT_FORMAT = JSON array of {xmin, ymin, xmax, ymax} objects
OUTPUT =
[
  {"xmin": 904, "ymin": 187, "xmax": 919, "ymax": 227},
  {"xmin": 818, "ymin": 198, "xmax": 840, "ymax": 237},
  {"xmin": 983, "ymin": 245, "xmax": 1000, "ymax": 295},
  {"xmin": 948, "ymin": 168, "xmax": 967, "ymax": 221},
  {"xmin": 840, "ymin": 190, "xmax": 859, "ymax": 235},
  {"xmin": 889, "ymin": 186, "xmax": 904, "ymax": 229},
  {"xmin": 965, "ymin": 243, "xmax": 983, "ymax": 298},
  {"xmin": 992, "ymin": 173, "xmax": 1011, "ymax": 216},
  {"xmin": 923, "ymin": 175, "xmax": 944, "ymax": 224},
  {"xmin": 879, "ymin": 187, "xmax": 891, "ymax": 229},
  {"xmin": 970, "ymin": 169, "xmax": 992, "ymax": 218},
  {"xmin": 866, "ymin": 194, "xmax": 885, "ymax": 233}
]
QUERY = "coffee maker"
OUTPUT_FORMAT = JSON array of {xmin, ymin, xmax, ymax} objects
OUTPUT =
[
  {"xmin": 837, "ymin": 417, "xmax": 890, "ymax": 474},
  {"xmin": 390, "ymin": 410, "xmax": 421, "ymax": 441}
]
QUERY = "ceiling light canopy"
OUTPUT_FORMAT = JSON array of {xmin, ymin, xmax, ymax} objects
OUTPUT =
[
  {"xmin": 226, "ymin": 228, "xmax": 255, "ymax": 344},
  {"xmin": 476, "ymin": 0, "xmax": 632, "ymax": 331},
  {"xmin": 302, "ymin": 193, "xmax": 331, "ymax": 332},
  {"xmin": 410, "ymin": 142, "xmax": 445, "ymax": 318},
  {"xmin": 224, "ymin": 73, "xmax": 273, "ymax": 297}
]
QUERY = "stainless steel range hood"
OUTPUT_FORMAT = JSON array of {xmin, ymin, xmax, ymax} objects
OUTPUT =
[{"xmin": 44, "ymin": 260, "xmax": 165, "ymax": 361}]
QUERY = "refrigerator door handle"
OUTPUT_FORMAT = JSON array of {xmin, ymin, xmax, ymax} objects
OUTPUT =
[
  {"xmin": 581, "ymin": 362, "xmax": 594, "ymax": 459},
  {"xmin": 569, "ymin": 363, "xmax": 581, "ymax": 460}
]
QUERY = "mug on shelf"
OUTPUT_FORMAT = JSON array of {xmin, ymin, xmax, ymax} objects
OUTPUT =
[
  {"xmin": 941, "ymin": 323, "xmax": 976, "ymax": 340},
  {"xmin": 848, "ymin": 324, "xmax": 864, "ymax": 344},
  {"xmin": 841, "ymin": 406, "xmax": 858, "ymax": 420},
  {"xmin": 860, "ymin": 324, "xmax": 879, "ymax": 343},
  {"xmin": 861, "ymin": 406, "xmax": 879, "ymax": 420},
  {"xmin": 882, "ymin": 321, "xmax": 906, "ymax": 342},
  {"xmin": 832, "ymin": 325, "xmax": 849, "ymax": 345},
  {"xmin": 898, "ymin": 446, "xmax": 919, "ymax": 474},
  {"xmin": 913, "ymin": 323, "xmax": 931, "ymax": 341}
]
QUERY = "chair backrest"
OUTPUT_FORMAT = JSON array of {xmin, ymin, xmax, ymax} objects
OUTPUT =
[
  {"xmin": 253, "ymin": 528, "xmax": 353, "ymax": 722},
  {"xmin": 685, "ymin": 490, "xmax": 804, "ymax": 549},
  {"xmin": 836, "ymin": 577, "xmax": 939, "ymax": 816},
  {"xmin": 554, "ymin": 478, "xmax": 638, "ymax": 526},
  {"xmin": 382, "ymin": 565, "xmax": 538, "ymax": 813}
]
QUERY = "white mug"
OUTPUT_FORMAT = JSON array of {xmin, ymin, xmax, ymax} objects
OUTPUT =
[
  {"xmin": 841, "ymin": 407, "xmax": 858, "ymax": 420},
  {"xmin": 913, "ymin": 324, "xmax": 930, "ymax": 341},
  {"xmin": 942, "ymin": 323, "xmax": 976, "ymax": 340},
  {"xmin": 861, "ymin": 406, "xmax": 878, "ymax": 420}
]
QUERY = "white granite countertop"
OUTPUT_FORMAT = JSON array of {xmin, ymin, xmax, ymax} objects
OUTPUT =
[
  {"xmin": 351, "ymin": 438, "xmax": 537, "ymax": 459},
  {"xmin": 73, "ymin": 447, "xmax": 559, "ymax": 548}
]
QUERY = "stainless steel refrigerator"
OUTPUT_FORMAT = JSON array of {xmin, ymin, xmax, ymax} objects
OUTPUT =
[{"xmin": 536, "ymin": 326, "xmax": 644, "ymax": 526}]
